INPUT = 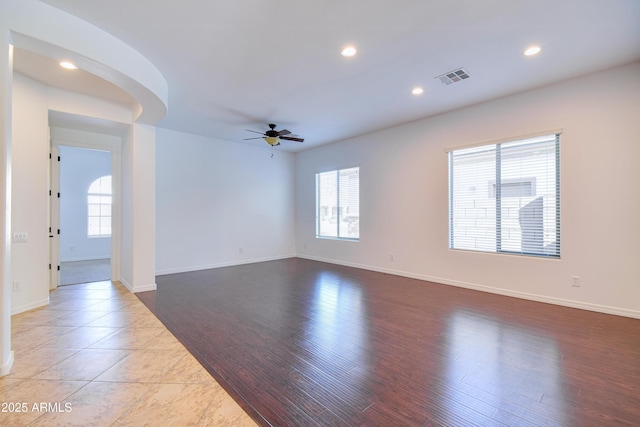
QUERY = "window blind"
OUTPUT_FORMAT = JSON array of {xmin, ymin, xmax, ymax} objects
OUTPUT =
[{"xmin": 449, "ymin": 134, "xmax": 560, "ymax": 257}]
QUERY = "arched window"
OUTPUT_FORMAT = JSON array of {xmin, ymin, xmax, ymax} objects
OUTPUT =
[{"xmin": 88, "ymin": 175, "xmax": 112, "ymax": 237}]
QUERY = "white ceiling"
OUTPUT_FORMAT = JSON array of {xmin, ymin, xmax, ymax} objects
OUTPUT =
[
  {"xmin": 22, "ymin": 0, "xmax": 640, "ymax": 151},
  {"xmin": 14, "ymin": 48, "xmax": 136, "ymax": 105}
]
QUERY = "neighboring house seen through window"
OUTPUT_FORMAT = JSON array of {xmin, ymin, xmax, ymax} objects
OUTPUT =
[
  {"xmin": 88, "ymin": 175, "xmax": 112, "ymax": 237},
  {"xmin": 449, "ymin": 133, "xmax": 560, "ymax": 257}
]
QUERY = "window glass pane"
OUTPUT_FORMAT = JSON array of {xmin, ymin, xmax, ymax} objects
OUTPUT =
[
  {"xmin": 88, "ymin": 217, "xmax": 101, "ymax": 236},
  {"xmin": 339, "ymin": 167, "xmax": 359, "ymax": 239},
  {"xmin": 317, "ymin": 171, "xmax": 338, "ymax": 237},
  {"xmin": 101, "ymin": 224, "xmax": 112, "ymax": 235},
  {"xmin": 500, "ymin": 137, "xmax": 558, "ymax": 255},
  {"xmin": 450, "ymin": 134, "xmax": 559, "ymax": 257},
  {"xmin": 87, "ymin": 175, "xmax": 113, "ymax": 237},
  {"xmin": 100, "ymin": 176, "xmax": 112, "ymax": 194},
  {"xmin": 99, "ymin": 217, "xmax": 111, "ymax": 235},
  {"xmin": 450, "ymin": 145, "xmax": 497, "ymax": 252},
  {"xmin": 88, "ymin": 204, "xmax": 100, "ymax": 216},
  {"xmin": 316, "ymin": 167, "xmax": 359, "ymax": 240},
  {"xmin": 100, "ymin": 205, "xmax": 112, "ymax": 216},
  {"xmin": 89, "ymin": 175, "xmax": 112, "ymax": 194}
]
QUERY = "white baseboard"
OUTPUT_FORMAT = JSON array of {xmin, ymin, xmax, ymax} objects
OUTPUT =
[
  {"xmin": 155, "ymin": 254, "xmax": 296, "ymax": 276},
  {"xmin": 298, "ymin": 255, "xmax": 640, "ymax": 320},
  {"xmin": 11, "ymin": 298, "xmax": 50, "ymax": 316},
  {"xmin": 1, "ymin": 351, "xmax": 14, "ymax": 377},
  {"xmin": 120, "ymin": 278, "xmax": 156, "ymax": 293},
  {"xmin": 120, "ymin": 278, "xmax": 132, "ymax": 292},
  {"xmin": 132, "ymin": 282, "xmax": 157, "ymax": 293}
]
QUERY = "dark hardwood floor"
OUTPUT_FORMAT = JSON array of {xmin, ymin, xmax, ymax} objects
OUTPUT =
[{"xmin": 138, "ymin": 258, "xmax": 640, "ymax": 426}]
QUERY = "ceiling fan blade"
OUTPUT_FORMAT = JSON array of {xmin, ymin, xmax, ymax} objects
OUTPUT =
[
  {"xmin": 280, "ymin": 136, "xmax": 304, "ymax": 143},
  {"xmin": 245, "ymin": 129, "xmax": 265, "ymax": 135},
  {"xmin": 277, "ymin": 129, "xmax": 291, "ymax": 136},
  {"xmin": 243, "ymin": 137, "xmax": 264, "ymax": 140}
]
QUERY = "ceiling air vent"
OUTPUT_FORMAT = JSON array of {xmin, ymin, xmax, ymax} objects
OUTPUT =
[{"xmin": 436, "ymin": 68, "xmax": 470, "ymax": 85}]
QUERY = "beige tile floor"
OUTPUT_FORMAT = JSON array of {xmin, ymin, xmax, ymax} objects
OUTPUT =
[{"xmin": 1, "ymin": 281, "xmax": 258, "ymax": 426}]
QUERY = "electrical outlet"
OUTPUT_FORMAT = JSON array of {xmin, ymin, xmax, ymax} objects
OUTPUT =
[
  {"xmin": 571, "ymin": 276, "xmax": 581, "ymax": 287},
  {"xmin": 12, "ymin": 281, "xmax": 20, "ymax": 292},
  {"xmin": 239, "ymin": 247, "xmax": 244, "ymax": 254},
  {"xmin": 389, "ymin": 254, "xmax": 395, "ymax": 262}
]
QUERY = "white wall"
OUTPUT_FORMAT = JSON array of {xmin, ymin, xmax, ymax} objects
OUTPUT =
[
  {"xmin": 120, "ymin": 123, "xmax": 156, "ymax": 292},
  {"xmin": 296, "ymin": 61, "xmax": 640, "ymax": 318},
  {"xmin": 155, "ymin": 128, "xmax": 296, "ymax": 274},
  {"xmin": 59, "ymin": 145, "xmax": 111, "ymax": 262},
  {"xmin": 10, "ymin": 73, "xmax": 50, "ymax": 314},
  {"xmin": 0, "ymin": 24, "xmax": 12, "ymax": 376},
  {"xmin": 1, "ymin": 0, "xmax": 168, "ymax": 377},
  {"xmin": 9, "ymin": 74, "xmax": 123, "ymax": 313},
  {"xmin": 10, "ymin": 72, "xmax": 158, "ymax": 310}
]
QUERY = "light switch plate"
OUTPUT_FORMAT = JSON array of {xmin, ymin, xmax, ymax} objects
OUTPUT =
[{"xmin": 13, "ymin": 232, "xmax": 28, "ymax": 243}]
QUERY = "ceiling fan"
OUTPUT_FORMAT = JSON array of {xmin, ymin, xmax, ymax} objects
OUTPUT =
[{"xmin": 244, "ymin": 123, "xmax": 304, "ymax": 146}]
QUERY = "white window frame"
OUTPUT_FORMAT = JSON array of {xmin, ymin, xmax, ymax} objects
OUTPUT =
[
  {"xmin": 87, "ymin": 175, "xmax": 112, "ymax": 238},
  {"xmin": 316, "ymin": 167, "xmax": 360, "ymax": 241},
  {"xmin": 448, "ymin": 133, "xmax": 560, "ymax": 258}
]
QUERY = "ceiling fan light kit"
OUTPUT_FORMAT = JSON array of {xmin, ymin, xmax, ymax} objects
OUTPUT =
[{"xmin": 264, "ymin": 136, "xmax": 280, "ymax": 146}]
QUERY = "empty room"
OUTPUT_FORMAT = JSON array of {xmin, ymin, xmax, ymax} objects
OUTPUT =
[{"xmin": 1, "ymin": 0, "xmax": 639, "ymax": 426}]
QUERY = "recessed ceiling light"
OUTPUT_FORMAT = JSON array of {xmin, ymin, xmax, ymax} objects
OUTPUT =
[
  {"xmin": 60, "ymin": 61, "xmax": 78, "ymax": 70},
  {"xmin": 524, "ymin": 46, "xmax": 541, "ymax": 56},
  {"xmin": 411, "ymin": 87, "xmax": 424, "ymax": 96},
  {"xmin": 341, "ymin": 46, "xmax": 357, "ymax": 57}
]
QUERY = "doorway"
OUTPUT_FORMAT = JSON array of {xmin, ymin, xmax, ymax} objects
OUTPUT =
[
  {"xmin": 55, "ymin": 145, "xmax": 112, "ymax": 286},
  {"xmin": 49, "ymin": 123, "xmax": 123, "ymax": 289}
]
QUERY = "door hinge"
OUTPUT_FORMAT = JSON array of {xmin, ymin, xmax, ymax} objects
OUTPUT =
[
  {"xmin": 49, "ymin": 263, "xmax": 51, "ymax": 270},
  {"xmin": 57, "ymin": 265, "xmax": 60, "ymax": 271}
]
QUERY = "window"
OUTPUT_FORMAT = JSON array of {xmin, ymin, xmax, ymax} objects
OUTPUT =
[
  {"xmin": 316, "ymin": 167, "xmax": 360, "ymax": 240},
  {"xmin": 88, "ymin": 175, "xmax": 112, "ymax": 237},
  {"xmin": 449, "ymin": 133, "xmax": 560, "ymax": 257}
]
